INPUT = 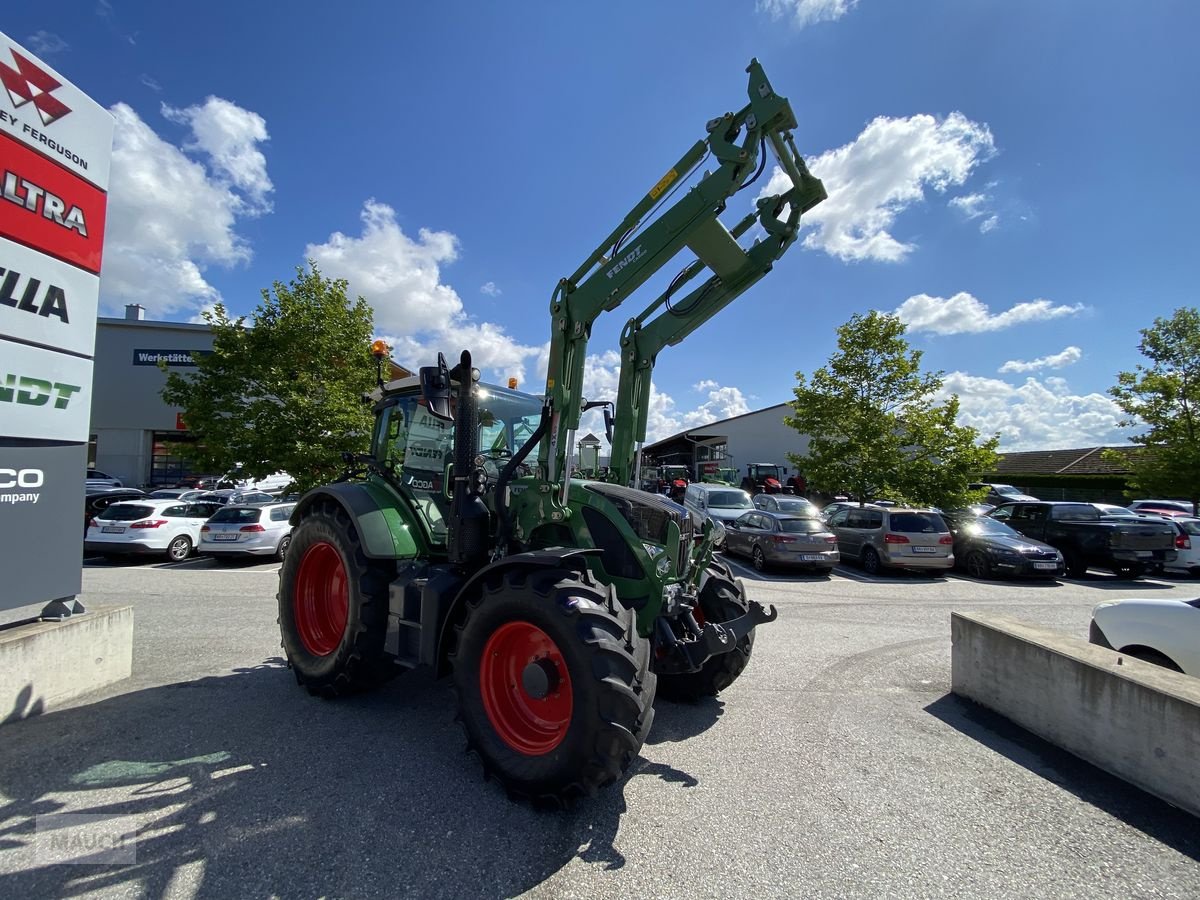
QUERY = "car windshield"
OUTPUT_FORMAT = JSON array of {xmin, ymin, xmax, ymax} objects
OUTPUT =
[
  {"xmin": 1179, "ymin": 519, "xmax": 1200, "ymax": 536},
  {"xmin": 992, "ymin": 485, "xmax": 1023, "ymax": 497},
  {"xmin": 889, "ymin": 512, "xmax": 946, "ymax": 533},
  {"xmin": 209, "ymin": 507, "xmax": 263, "ymax": 524},
  {"xmin": 961, "ymin": 517, "xmax": 1020, "ymax": 538},
  {"xmin": 780, "ymin": 518, "xmax": 827, "ymax": 534},
  {"xmin": 707, "ymin": 491, "xmax": 753, "ymax": 509},
  {"xmin": 773, "ymin": 498, "xmax": 813, "ymax": 512},
  {"xmin": 99, "ymin": 503, "xmax": 156, "ymax": 521}
]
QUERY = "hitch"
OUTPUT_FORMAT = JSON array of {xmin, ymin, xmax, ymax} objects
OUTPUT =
[{"xmin": 657, "ymin": 598, "xmax": 778, "ymax": 673}]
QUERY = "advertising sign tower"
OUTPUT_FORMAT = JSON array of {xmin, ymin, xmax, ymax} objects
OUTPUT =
[{"xmin": 0, "ymin": 33, "xmax": 114, "ymax": 616}]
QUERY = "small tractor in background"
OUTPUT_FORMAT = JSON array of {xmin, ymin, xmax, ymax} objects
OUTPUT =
[
  {"xmin": 658, "ymin": 463, "xmax": 690, "ymax": 502},
  {"xmin": 277, "ymin": 59, "xmax": 826, "ymax": 805},
  {"xmin": 742, "ymin": 462, "xmax": 788, "ymax": 495}
]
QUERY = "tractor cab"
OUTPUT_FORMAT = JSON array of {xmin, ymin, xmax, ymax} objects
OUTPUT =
[{"xmin": 742, "ymin": 463, "xmax": 787, "ymax": 495}]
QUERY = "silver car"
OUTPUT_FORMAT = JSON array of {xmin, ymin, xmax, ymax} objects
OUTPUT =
[
  {"xmin": 198, "ymin": 503, "xmax": 296, "ymax": 560},
  {"xmin": 753, "ymin": 494, "xmax": 821, "ymax": 517},
  {"xmin": 826, "ymin": 506, "xmax": 953, "ymax": 575},
  {"xmin": 723, "ymin": 511, "xmax": 839, "ymax": 573}
]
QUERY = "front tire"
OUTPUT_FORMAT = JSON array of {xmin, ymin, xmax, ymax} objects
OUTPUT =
[
  {"xmin": 965, "ymin": 551, "xmax": 992, "ymax": 580},
  {"xmin": 656, "ymin": 571, "xmax": 755, "ymax": 702},
  {"xmin": 451, "ymin": 566, "xmax": 655, "ymax": 806},
  {"xmin": 278, "ymin": 504, "xmax": 396, "ymax": 696}
]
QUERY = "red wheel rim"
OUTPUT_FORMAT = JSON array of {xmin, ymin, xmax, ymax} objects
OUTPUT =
[
  {"xmin": 480, "ymin": 621, "xmax": 573, "ymax": 755},
  {"xmin": 293, "ymin": 541, "xmax": 349, "ymax": 656}
]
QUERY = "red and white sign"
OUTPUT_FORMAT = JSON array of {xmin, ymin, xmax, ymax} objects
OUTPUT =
[
  {"xmin": 0, "ymin": 236, "xmax": 98, "ymax": 356},
  {"xmin": 0, "ymin": 36, "xmax": 114, "ymax": 191},
  {"xmin": 0, "ymin": 132, "xmax": 107, "ymax": 273}
]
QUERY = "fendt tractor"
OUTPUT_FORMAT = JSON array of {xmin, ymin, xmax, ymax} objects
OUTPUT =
[{"xmin": 277, "ymin": 59, "xmax": 826, "ymax": 805}]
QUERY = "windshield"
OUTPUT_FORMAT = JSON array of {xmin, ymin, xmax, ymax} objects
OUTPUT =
[
  {"xmin": 993, "ymin": 485, "xmax": 1022, "ymax": 496},
  {"xmin": 99, "ymin": 504, "xmax": 156, "ymax": 521},
  {"xmin": 707, "ymin": 491, "xmax": 754, "ymax": 510},
  {"xmin": 780, "ymin": 518, "xmax": 827, "ymax": 534},
  {"xmin": 774, "ymin": 498, "xmax": 814, "ymax": 512},
  {"xmin": 209, "ymin": 507, "xmax": 263, "ymax": 524}
]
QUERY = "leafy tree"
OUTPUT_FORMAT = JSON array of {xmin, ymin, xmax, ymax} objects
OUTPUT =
[
  {"xmin": 785, "ymin": 311, "xmax": 999, "ymax": 509},
  {"xmin": 1105, "ymin": 307, "xmax": 1200, "ymax": 513},
  {"xmin": 162, "ymin": 264, "xmax": 378, "ymax": 492}
]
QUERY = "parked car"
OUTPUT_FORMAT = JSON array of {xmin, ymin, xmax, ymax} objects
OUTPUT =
[
  {"xmin": 825, "ymin": 506, "xmax": 953, "ymax": 575},
  {"xmin": 988, "ymin": 501, "xmax": 1176, "ymax": 579},
  {"xmin": 968, "ymin": 482, "xmax": 1038, "ymax": 506},
  {"xmin": 1093, "ymin": 503, "xmax": 1140, "ymax": 519},
  {"xmin": 195, "ymin": 489, "xmax": 277, "ymax": 506},
  {"xmin": 84, "ymin": 487, "xmax": 147, "ymax": 534},
  {"xmin": 1127, "ymin": 499, "xmax": 1197, "ymax": 517},
  {"xmin": 682, "ymin": 483, "xmax": 756, "ymax": 541},
  {"xmin": 1157, "ymin": 517, "xmax": 1200, "ymax": 578},
  {"xmin": 753, "ymin": 494, "xmax": 820, "ymax": 517},
  {"xmin": 723, "ymin": 510, "xmax": 839, "ymax": 573},
  {"xmin": 942, "ymin": 513, "xmax": 1064, "ymax": 580},
  {"xmin": 148, "ymin": 488, "xmax": 207, "ymax": 501},
  {"xmin": 819, "ymin": 500, "xmax": 880, "ymax": 522},
  {"xmin": 85, "ymin": 499, "xmax": 224, "ymax": 561},
  {"xmin": 1089, "ymin": 598, "xmax": 1200, "ymax": 675},
  {"xmin": 86, "ymin": 469, "xmax": 124, "ymax": 488},
  {"xmin": 198, "ymin": 502, "xmax": 296, "ymax": 561}
]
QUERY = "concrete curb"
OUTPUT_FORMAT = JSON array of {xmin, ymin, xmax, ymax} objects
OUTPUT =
[
  {"xmin": 951, "ymin": 610, "xmax": 1200, "ymax": 818},
  {"xmin": 0, "ymin": 604, "xmax": 133, "ymax": 724}
]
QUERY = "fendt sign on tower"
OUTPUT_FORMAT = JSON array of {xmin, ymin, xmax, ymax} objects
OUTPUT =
[{"xmin": 0, "ymin": 34, "xmax": 113, "ymax": 615}]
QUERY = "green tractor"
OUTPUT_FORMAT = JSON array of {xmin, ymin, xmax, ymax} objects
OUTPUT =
[{"xmin": 277, "ymin": 59, "xmax": 826, "ymax": 805}]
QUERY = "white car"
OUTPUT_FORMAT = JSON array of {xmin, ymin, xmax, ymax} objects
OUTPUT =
[
  {"xmin": 1158, "ymin": 517, "xmax": 1200, "ymax": 577},
  {"xmin": 1089, "ymin": 598, "xmax": 1200, "ymax": 675},
  {"xmin": 198, "ymin": 502, "xmax": 296, "ymax": 560},
  {"xmin": 86, "ymin": 468, "xmax": 124, "ymax": 488},
  {"xmin": 85, "ymin": 498, "xmax": 220, "ymax": 561}
]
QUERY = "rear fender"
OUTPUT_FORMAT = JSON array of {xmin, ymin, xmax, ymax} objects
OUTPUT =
[
  {"xmin": 433, "ymin": 548, "xmax": 604, "ymax": 677},
  {"xmin": 291, "ymin": 482, "xmax": 421, "ymax": 560}
]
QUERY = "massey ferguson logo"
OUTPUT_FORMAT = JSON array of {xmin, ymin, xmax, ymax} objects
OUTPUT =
[{"xmin": 0, "ymin": 49, "xmax": 70, "ymax": 127}]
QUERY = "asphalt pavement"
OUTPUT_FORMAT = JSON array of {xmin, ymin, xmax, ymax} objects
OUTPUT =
[{"xmin": 0, "ymin": 555, "xmax": 1197, "ymax": 899}]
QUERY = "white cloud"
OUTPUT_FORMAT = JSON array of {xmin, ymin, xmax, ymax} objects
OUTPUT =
[
  {"xmin": 26, "ymin": 31, "xmax": 68, "ymax": 55},
  {"xmin": 480, "ymin": 281, "xmax": 501, "ymax": 297},
  {"xmin": 940, "ymin": 372, "xmax": 1127, "ymax": 451},
  {"xmin": 757, "ymin": 0, "xmax": 857, "ymax": 28},
  {"xmin": 763, "ymin": 112, "xmax": 995, "ymax": 262},
  {"xmin": 694, "ymin": 379, "xmax": 719, "ymax": 392},
  {"xmin": 100, "ymin": 101, "xmax": 269, "ymax": 317},
  {"xmin": 949, "ymin": 192, "xmax": 988, "ymax": 218},
  {"xmin": 999, "ymin": 346, "xmax": 1082, "ymax": 374},
  {"xmin": 306, "ymin": 201, "xmax": 541, "ymax": 384},
  {"xmin": 979, "ymin": 214, "xmax": 999, "ymax": 233},
  {"xmin": 162, "ymin": 97, "xmax": 273, "ymax": 213},
  {"xmin": 894, "ymin": 292, "xmax": 1086, "ymax": 335}
]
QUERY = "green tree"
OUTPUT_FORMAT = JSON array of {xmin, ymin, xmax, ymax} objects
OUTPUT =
[
  {"xmin": 161, "ymin": 264, "xmax": 378, "ymax": 492},
  {"xmin": 1106, "ymin": 307, "xmax": 1200, "ymax": 513},
  {"xmin": 785, "ymin": 311, "xmax": 999, "ymax": 509}
]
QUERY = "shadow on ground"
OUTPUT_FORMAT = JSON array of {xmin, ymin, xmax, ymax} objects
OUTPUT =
[
  {"xmin": 925, "ymin": 694, "xmax": 1199, "ymax": 861},
  {"xmin": 0, "ymin": 661, "xmax": 698, "ymax": 898}
]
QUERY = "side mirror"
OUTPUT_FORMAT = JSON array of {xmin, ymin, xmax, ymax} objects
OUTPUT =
[
  {"xmin": 603, "ymin": 404, "xmax": 615, "ymax": 443},
  {"xmin": 419, "ymin": 352, "xmax": 453, "ymax": 422}
]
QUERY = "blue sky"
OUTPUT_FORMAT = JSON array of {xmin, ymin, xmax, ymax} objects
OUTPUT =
[{"xmin": 8, "ymin": 1, "xmax": 1199, "ymax": 451}]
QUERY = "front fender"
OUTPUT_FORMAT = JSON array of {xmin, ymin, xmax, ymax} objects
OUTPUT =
[{"xmin": 292, "ymin": 481, "xmax": 421, "ymax": 560}]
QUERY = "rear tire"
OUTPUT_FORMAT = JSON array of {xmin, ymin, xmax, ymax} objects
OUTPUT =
[
  {"xmin": 278, "ymin": 503, "xmax": 396, "ymax": 696},
  {"xmin": 861, "ymin": 547, "xmax": 882, "ymax": 575},
  {"xmin": 166, "ymin": 535, "xmax": 192, "ymax": 562},
  {"xmin": 657, "ymin": 571, "xmax": 755, "ymax": 702},
  {"xmin": 275, "ymin": 534, "xmax": 292, "ymax": 562},
  {"xmin": 451, "ymin": 566, "xmax": 655, "ymax": 806},
  {"xmin": 1064, "ymin": 551, "xmax": 1088, "ymax": 579},
  {"xmin": 752, "ymin": 546, "xmax": 768, "ymax": 572},
  {"xmin": 1113, "ymin": 563, "xmax": 1144, "ymax": 580}
]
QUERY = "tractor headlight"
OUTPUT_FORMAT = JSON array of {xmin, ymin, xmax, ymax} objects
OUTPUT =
[{"xmin": 655, "ymin": 554, "xmax": 671, "ymax": 577}]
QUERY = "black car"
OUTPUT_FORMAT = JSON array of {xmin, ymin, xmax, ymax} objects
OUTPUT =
[
  {"xmin": 945, "ymin": 514, "xmax": 1064, "ymax": 580},
  {"xmin": 84, "ymin": 488, "xmax": 147, "ymax": 534}
]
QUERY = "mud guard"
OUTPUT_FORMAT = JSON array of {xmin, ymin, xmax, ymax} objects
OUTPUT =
[{"xmin": 291, "ymin": 482, "xmax": 421, "ymax": 560}]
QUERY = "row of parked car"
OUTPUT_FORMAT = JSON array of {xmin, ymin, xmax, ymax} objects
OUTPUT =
[
  {"xmin": 84, "ymin": 485, "xmax": 296, "ymax": 563},
  {"xmin": 681, "ymin": 482, "xmax": 1198, "ymax": 581}
]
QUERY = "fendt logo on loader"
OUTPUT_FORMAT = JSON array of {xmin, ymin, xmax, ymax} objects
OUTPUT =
[{"xmin": 0, "ymin": 49, "xmax": 71, "ymax": 127}]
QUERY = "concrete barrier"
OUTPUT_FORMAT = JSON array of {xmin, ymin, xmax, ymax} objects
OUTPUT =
[
  {"xmin": 951, "ymin": 611, "xmax": 1200, "ymax": 818},
  {"xmin": 0, "ymin": 604, "xmax": 133, "ymax": 724}
]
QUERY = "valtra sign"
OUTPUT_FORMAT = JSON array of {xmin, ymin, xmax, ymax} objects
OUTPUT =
[{"xmin": 0, "ymin": 32, "xmax": 113, "ymax": 614}]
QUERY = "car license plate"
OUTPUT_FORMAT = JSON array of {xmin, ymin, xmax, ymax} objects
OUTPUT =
[
  {"xmin": 212, "ymin": 533, "xmax": 239, "ymax": 541},
  {"xmin": 1033, "ymin": 562, "xmax": 1058, "ymax": 570},
  {"xmin": 911, "ymin": 546, "xmax": 936, "ymax": 555},
  {"xmin": 101, "ymin": 526, "xmax": 125, "ymax": 533},
  {"xmin": 799, "ymin": 554, "xmax": 825, "ymax": 562}
]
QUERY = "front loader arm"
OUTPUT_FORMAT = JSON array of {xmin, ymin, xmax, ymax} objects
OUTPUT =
[{"xmin": 536, "ymin": 59, "xmax": 826, "ymax": 505}]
